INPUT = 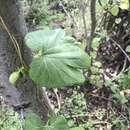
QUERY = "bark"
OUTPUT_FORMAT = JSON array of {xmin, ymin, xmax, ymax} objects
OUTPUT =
[
  {"xmin": 85, "ymin": 0, "xmax": 96, "ymax": 53},
  {"xmin": 0, "ymin": 0, "xmax": 52, "ymax": 121}
]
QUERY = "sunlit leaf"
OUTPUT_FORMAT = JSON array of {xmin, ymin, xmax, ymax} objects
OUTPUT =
[
  {"xmin": 110, "ymin": 5, "xmax": 119, "ymax": 16},
  {"xmin": 126, "ymin": 45, "xmax": 130, "ymax": 52},
  {"xmin": 120, "ymin": 0, "xmax": 129, "ymax": 10},
  {"xmin": 92, "ymin": 37, "xmax": 101, "ymax": 50}
]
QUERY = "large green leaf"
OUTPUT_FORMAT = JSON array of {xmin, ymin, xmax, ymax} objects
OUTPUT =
[
  {"xmin": 24, "ymin": 113, "xmax": 44, "ymax": 130},
  {"xmin": 24, "ymin": 114, "xmax": 68, "ymax": 130},
  {"xmin": 25, "ymin": 29, "xmax": 91, "ymax": 88}
]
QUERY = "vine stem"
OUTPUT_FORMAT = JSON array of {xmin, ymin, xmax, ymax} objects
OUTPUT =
[{"xmin": 0, "ymin": 16, "xmax": 29, "ymax": 72}]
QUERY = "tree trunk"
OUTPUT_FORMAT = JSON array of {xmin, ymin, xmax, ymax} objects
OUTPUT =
[{"xmin": 0, "ymin": 0, "xmax": 52, "ymax": 121}]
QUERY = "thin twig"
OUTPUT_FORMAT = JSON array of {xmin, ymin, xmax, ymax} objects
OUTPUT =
[
  {"xmin": 110, "ymin": 38, "xmax": 130, "ymax": 62},
  {"xmin": 95, "ymin": 31, "xmax": 130, "ymax": 79},
  {"xmin": 0, "ymin": 16, "xmax": 29, "ymax": 71},
  {"xmin": 59, "ymin": 1, "xmax": 71, "ymax": 19},
  {"xmin": 59, "ymin": 0, "xmax": 77, "ymax": 26},
  {"xmin": 87, "ymin": 93, "xmax": 113, "ymax": 102},
  {"xmin": 54, "ymin": 88, "xmax": 61, "ymax": 112}
]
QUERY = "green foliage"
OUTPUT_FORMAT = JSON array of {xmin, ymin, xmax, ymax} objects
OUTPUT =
[
  {"xmin": 99, "ymin": 0, "xmax": 129, "ymax": 16},
  {"xmin": 46, "ymin": 115, "xmax": 69, "ymax": 130},
  {"xmin": 107, "ymin": 80, "xmax": 128, "ymax": 104},
  {"xmin": 117, "ymin": 72, "xmax": 130, "ymax": 89},
  {"xmin": 25, "ymin": 113, "xmax": 71, "ymax": 130},
  {"xmin": 92, "ymin": 38, "xmax": 101, "ymax": 51},
  {"xmin": 99, "ymin": 0, "xmax": 109, "ymax": 7},
  {"xmin": 9, "ymin": 71, "xmax": 21, "ymax": 85},
  {"xmin": 25, "ymin": 29, "xmax": 91, "ymax": 88},
  {"xmin": 25, "ymin": 0, "xmax": 52, "ymax": 28},
  {"xmin": 25, "ymin": 113, "xmax": 44, "ymax": 130},
  {"xmin": 0, "ymin": 106, "xmax": 20, "ymax": 130},
  {"xmin": 51, "ymin": 13, "xmax": 65, "ymax": 22},
  {"xmin": 24, "ymin": 113, "xmax": 86, "ymax": 130},
  {"xmin": 110, "ymin": 5, "xmax": 119, "ymax": 16},
  {"xmin": 89, "ymin": 61, "xmax": 103, "ymax": 88},
  {"xmin": 111, "ymin": 112, "xmax": 129, "ymax": 130},
  {"xmin": 59, "ymin": 88, "xmax": 86, "ymax": 119},
  {"xmin": 119, "ymin": 0, "xmax": 129, "ymax": 10}
]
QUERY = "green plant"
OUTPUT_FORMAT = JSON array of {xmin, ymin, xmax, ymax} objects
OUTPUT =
[
  {"xmin": 24, "ymin": 113, "xmax": 68, "ymax": 130},
  {"xmin": 59, "ymin": 87, "xmax": 86, "ymax": 119},
  {"xmin": 24, "ymin": 113, "xmax": 85, "ymax": 130},
  {"xmin": 0, "ymin": 106, "xmax": 20, "ymax": 130},
  {"xmin": 9, "ymin": 28, "xmax": 90, "ymax": 129},
  {"xmin": 107, "ymin": 80, "xmax": 128, "ymax": 104},
  {"xmin": 25, "ymin": 28, "xmax": 91, "ymax": 88}
]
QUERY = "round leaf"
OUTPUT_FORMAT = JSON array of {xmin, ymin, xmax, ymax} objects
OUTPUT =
[
  {"xmin": 9, "ymin": 71, "xmax": 20, "ymax": 85},
  {"xmin": 25, "ymin": 29, "xmax": 91, "ymax": 88},
  {"xmin": 110, "ymin": 5, "xmax": 119, "ymax": 16}
]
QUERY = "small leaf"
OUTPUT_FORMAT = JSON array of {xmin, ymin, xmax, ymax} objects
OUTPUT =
[
  {"xmin": 9, "ymin": 67, "xmax": 25, "ymax": 85},
  {"xmin": 90, "ymin": 51, "xmax": 97, "ymax": 59},
  {"xmin": 24, "ymin": 113, "xmax": 44, "ymax": 130},
  {"xmin": 120, "ymin": 0, "xmax": 129, "ymax": 10},
  {"xmin": 128, "ymin": 70, "xmax": 130, "ymax": 78},
  {"xmin": 91, "ymin": 67, "xmax": 99, "ymax": 74},
  {"xmin": 126, "ymin": 45, "xmax": 130, "ymax": 52},
  {"xmin": 92, "ymin": 38, "xmax": 101, "ymax": 50},
  {"xmin": 45, "ymin": 115, "xmax": 69, "ymax": 130},
  {"xmin": 110, "ymin": 5, "xmax": 119, "ymax": 16},
  {"xmin": 9, "ymin": 71, "xmax": 20, "ymax": 85},
  {"xmin": 100, "ymin": 0, "xmax": 108, "ymax": 7}
]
